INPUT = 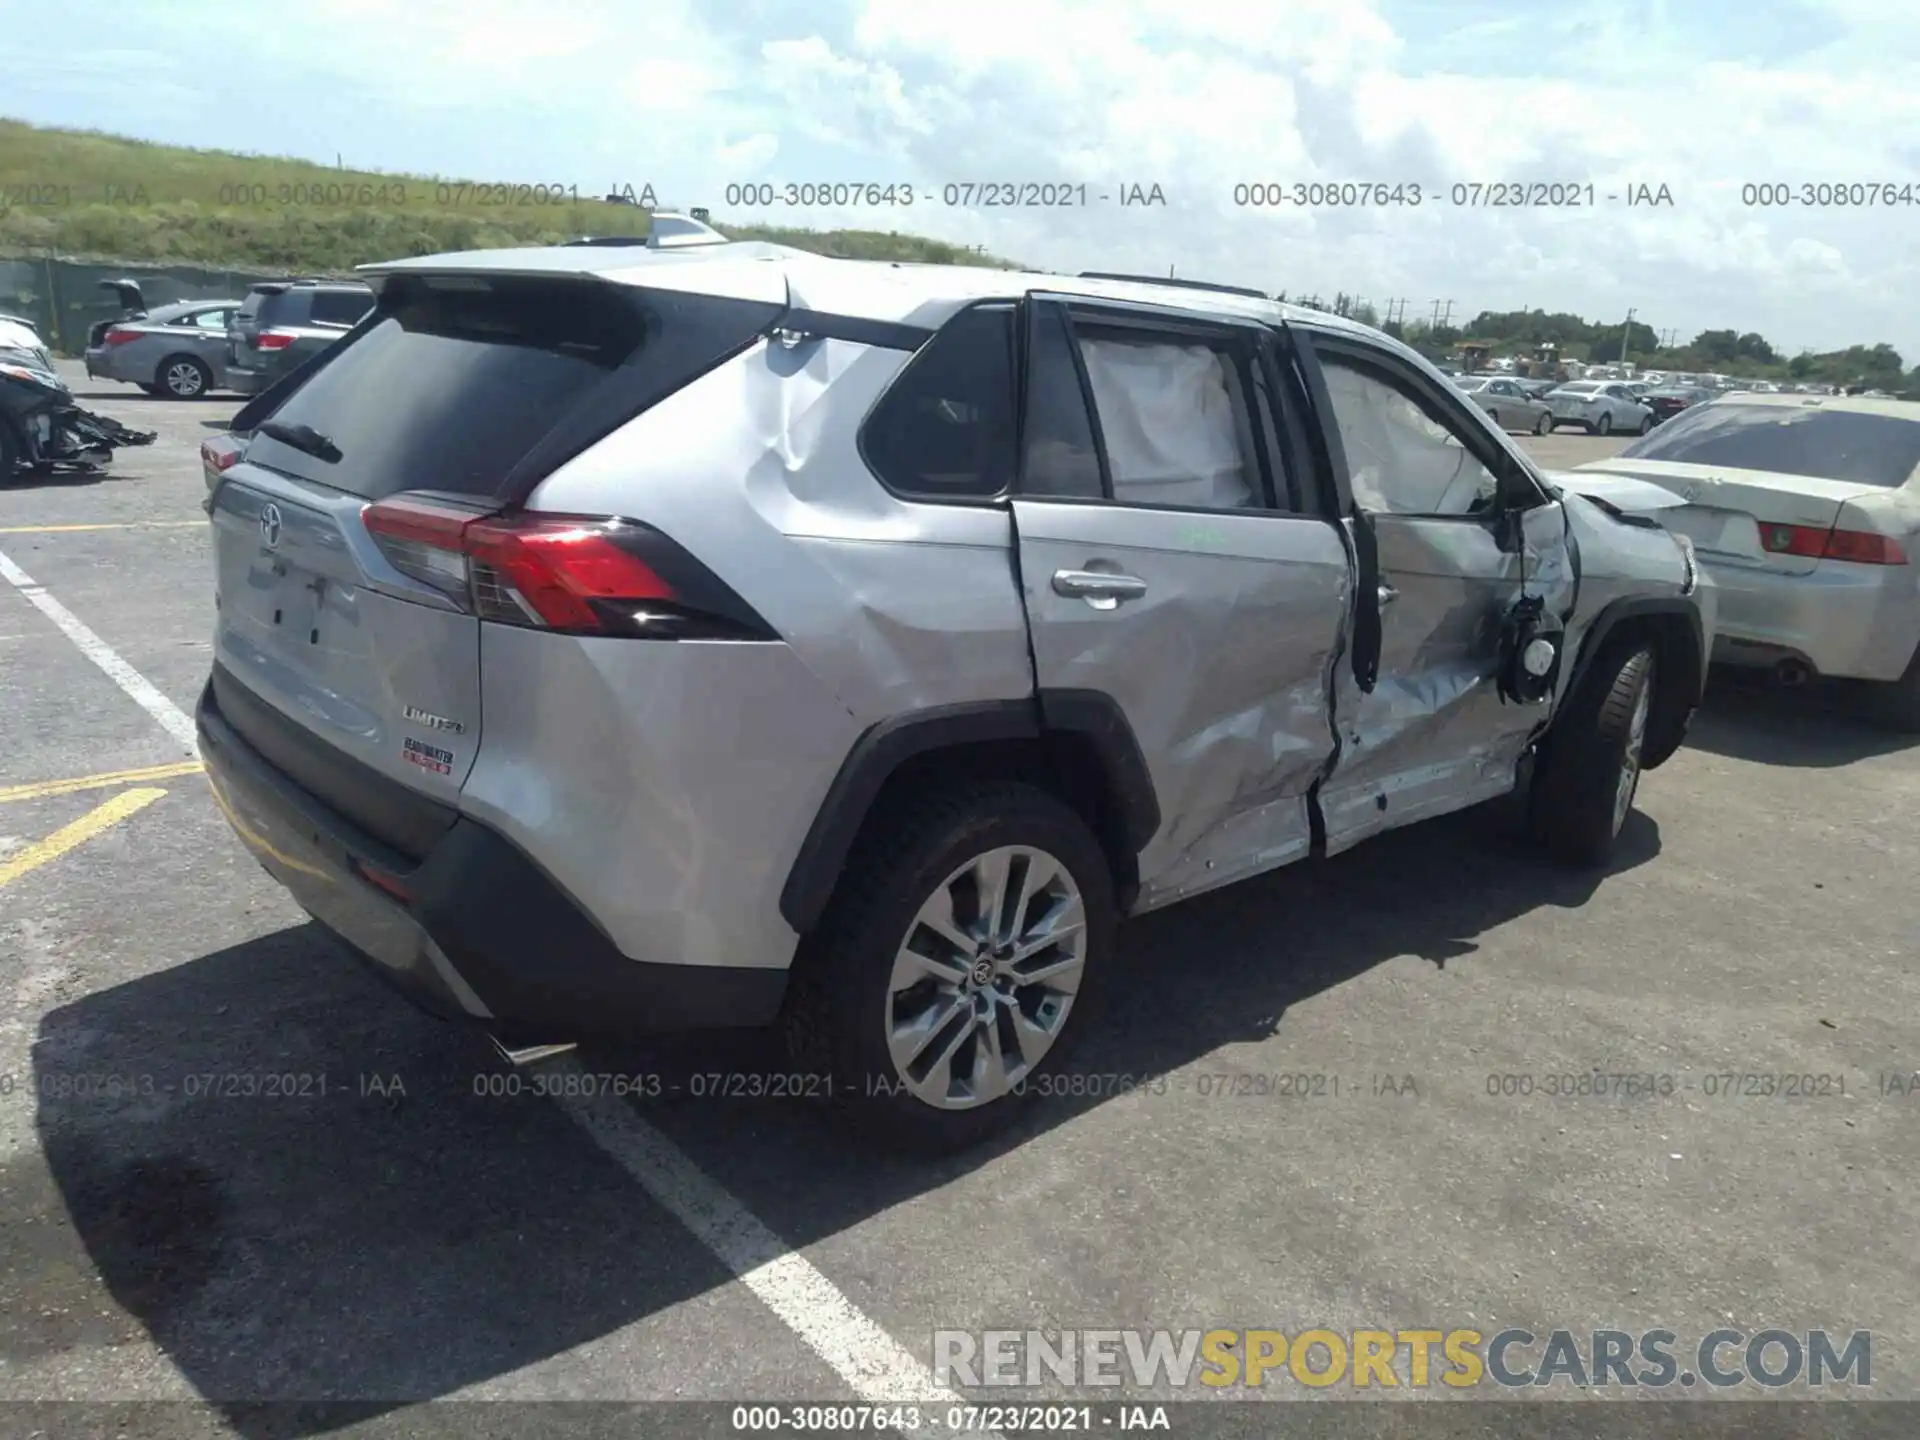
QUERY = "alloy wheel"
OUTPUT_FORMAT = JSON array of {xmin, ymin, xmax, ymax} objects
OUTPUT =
[
  {"xmin": 883, "ymin": 845, "xmax": 1087, "ymax": 1110},
  {"xmin": 1612, "ymin": 668, "xmax": 1654, "ymax": 836},
  {"xmin": 164, "ymin": 360, "xmax": 206, "ymax": 397}
]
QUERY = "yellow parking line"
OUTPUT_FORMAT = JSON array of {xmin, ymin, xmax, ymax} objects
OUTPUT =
[
  {"xmin": 0, "ymin": 787, "xmax": 167, "ymax": 888},
  {"xmin": 0, "ymin": 521, "xmax": 204, "ymax": 535},
  {"xmin": 0, "ymin": 760, "xmax": 203, "ymax": 804}
]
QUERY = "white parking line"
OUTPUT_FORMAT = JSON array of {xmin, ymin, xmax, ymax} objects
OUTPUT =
[
  {"xmin": 550, "ymin": 1058, "xmax": 972, "ymax": 1407},
  {"xmin": 2, "ymin": 552, "xmax": 984, "ymax": 1419},
  {"xmin": 0, "ymin": 547, "xmax": 199, "ymax": 757}
]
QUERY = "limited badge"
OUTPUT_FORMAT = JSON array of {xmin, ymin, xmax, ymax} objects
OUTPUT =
[{"xmin": 402, "ymin": 705, "xmax": 466, "ymax": 734}]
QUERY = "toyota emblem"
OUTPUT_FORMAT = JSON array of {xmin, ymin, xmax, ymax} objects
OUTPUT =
[{"xmin": 260, "ymin": 502, "xmax": 282, "ymax": 549}]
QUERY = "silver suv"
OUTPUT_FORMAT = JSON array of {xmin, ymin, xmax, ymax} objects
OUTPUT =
[{"xmin": 197, "ymin": 244, "xmax": 1715, "ymax": 1151}]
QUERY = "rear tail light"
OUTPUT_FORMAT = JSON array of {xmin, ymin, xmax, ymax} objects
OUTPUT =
[
  {"xmin": 103, "ymin": 328, "xmax": 143, "ymax": 346},
  {"xmin": 1759, "ymin": 522, "xmax": 1908, "ymax": 565},
  {"xmin": 255, "ymin": 330, "xmax": 296, "ymax": 351},
  {"xmin": 362, "ymin": 494, "xmax": 775, "ymax": 640},
  {"xmin": 200, "ymin": 434, "xmax": 243, "ymax": 489}
]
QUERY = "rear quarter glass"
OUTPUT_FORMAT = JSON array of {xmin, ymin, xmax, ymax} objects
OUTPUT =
[{"xmin": 240, "ymin": 272, "xmax": 784, "ymax": 502}]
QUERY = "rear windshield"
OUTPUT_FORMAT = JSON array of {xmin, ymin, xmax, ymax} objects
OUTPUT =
[
  {"xmin": 1617, "ymin": 403, "xmax": 1920, "ymax": 487},
  {"xmin": 245, "ymin": 273, "xmax": 780, "ymax": 500}
]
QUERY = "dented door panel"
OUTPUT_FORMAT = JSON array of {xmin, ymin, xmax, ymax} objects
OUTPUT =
[
  {"xmin": 1011, "ymin": 499, "xmax": 1350, "ymax": 911},
  {"xmin": 1320, "ymin": 498, "xmax": 1573, "ymax": 855}
]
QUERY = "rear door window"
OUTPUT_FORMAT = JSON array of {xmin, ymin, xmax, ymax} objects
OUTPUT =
[
  {"xmin": 245, "ymin": 273, "xmax": 779, "ymax": 501},
  {"xmin": 1617, "ymin": 404, "xmax": 1920, "ymax": 487}
]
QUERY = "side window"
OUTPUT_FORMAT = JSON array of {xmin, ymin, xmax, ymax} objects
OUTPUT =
[
  {"xmin": 1320, "ymin": 354, "xmax": 1501, "ymax": 517},
  {"xmin": 1020, "ymin": 305, "xmax": 1105, "ymax": 499},
  {"xmin": 1071, "ymin": 324, "xmax": 1264, "ymax": 512},
  {"xmin": 311, "ymin": 290, "xmax": 372, "ymax": 326},
  {"xmin": 861, "ymin": 304, "xmax": 1018, "ymax": 500},
  {"xmin": 193, "ymin": 309, "xmax": 230, "ymax": 331}
]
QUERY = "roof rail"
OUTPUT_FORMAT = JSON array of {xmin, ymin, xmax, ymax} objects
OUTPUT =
[{"xmin": 1076, "ymin": 272, "xmax": 1270, "ymax": 300}]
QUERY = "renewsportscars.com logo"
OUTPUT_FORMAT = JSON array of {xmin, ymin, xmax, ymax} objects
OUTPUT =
[{"xmin": 932, "ymin": 1328, "xmax": 1872, "ymax": 1391}]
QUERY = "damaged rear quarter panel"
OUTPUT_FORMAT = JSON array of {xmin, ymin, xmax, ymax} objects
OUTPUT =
[{"xmin": 526, "ymin": 331, "xmax": 1037, "ymax": 730}]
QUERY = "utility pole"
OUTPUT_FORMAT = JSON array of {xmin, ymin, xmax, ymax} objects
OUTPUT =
[
  {"xmin": 1430, "ymin": 299, "xmax": 1443, "ymax": 328},
  {"xmin": 1440, "ymin": 300, "xmax": 1454, "ymax": 328},
  {"xmin": 1618, "ymin": 307, "xmax": 1636, "ymax": 365}
]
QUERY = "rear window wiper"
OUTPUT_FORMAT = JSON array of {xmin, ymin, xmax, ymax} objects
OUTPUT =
[{"xmin": 258, "ymin": 420, "xmax": 342, "ymax": 464}]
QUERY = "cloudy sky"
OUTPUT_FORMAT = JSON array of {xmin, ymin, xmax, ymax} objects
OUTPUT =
[{"xmin": 5, "ymin": 0, "xmax": 1918, "ymax": 358}]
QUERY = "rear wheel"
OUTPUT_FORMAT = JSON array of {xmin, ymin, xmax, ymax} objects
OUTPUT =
[
  {"xmin": 1637, "ymin": 413, "xmax": 1654, "ymax": 434},
  {"xmin": 156, "ymin": 355, "xmax": 212, "ymax": 399},
  {"xmin": 1534, "ymin": 411, "xmax": 1553, "ymax": 435},
  {"xmin": 1595, "ymin": 412, "xmax": 1614, "ymax": 436},
  {"xmin": 783, "ymin": 781, "xmax": 1115, "ymax": 1153},
  {"xmin": 1528, "ymin": 637, "xmax": 1657, "ymax": 866}
]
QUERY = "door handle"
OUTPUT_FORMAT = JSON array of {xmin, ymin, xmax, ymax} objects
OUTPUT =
[
  {"xmin": 1052, "ymin": 569, "xmax": 1148, "ymax": 609},
  {"xmin": 1377, "ymin": 583, "xmax": 1400, "ymax": 608}
]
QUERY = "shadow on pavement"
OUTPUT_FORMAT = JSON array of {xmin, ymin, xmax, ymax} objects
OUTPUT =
[
  {"xmin": 21, "ymin": 798, "xmax": 1656, "ymax": 1434},
  {"xmin": 1684, "ymin": 668, "xmax": 1915, "ymax": 768}
]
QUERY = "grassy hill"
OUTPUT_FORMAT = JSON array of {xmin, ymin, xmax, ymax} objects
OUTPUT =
[{"xmin": 0, "ymin": 119, "xmax": 1020, "ymax": 272}]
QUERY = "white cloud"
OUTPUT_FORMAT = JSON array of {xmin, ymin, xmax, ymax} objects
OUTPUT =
[{"xmin": 14, "ymin": 0, "xmax": 1920, "ymax": 357}]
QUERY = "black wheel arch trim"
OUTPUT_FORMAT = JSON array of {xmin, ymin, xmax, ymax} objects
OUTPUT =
[
  {"xmin": 778, "ymin": 690, "xmax": 1161, "ymax": 934},
  {"xmin": 1562, "ymin": 594, "xmax": 1705, "ymax": 770}
]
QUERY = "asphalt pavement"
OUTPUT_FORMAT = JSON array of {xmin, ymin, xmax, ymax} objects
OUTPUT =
[{"xmin": 1, "ymin": 365, "xmax": 1916, "ymax": 1440}]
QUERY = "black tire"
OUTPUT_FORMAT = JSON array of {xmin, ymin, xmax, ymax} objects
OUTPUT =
[
  {"xmin": 1595, "ymin": 412, "xmax": 1614, "ymax": 436},
  {"xmin": 155, "ymin": 354, "xmax": 213, "ymax": 399},
  {"xmin": 1528, "ymin": 637, "xmax": 1657, "ymax": 866},
  {"xmin": 1535, "ymin": 411, "xmax": 1553, "ymax": 435},
  {"xmin": 1637, "ymin": 413, "xmax": 1654, "ymax": 434},
  {"xmin": 0, "ymin": 421, "xmax": 17, "ymax": 482},
  {"xmin": 783, "ymin": 780, "xmax": 1116, "ymax": 1154}
]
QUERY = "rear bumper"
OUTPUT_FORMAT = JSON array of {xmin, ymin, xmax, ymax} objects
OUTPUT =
[
  {"xmin": 1702, "ymin": 556, "xmax": 1920, "ymax": 682},
  {"xmin": 196, "ymin": 679, "xmax": 791, "ymax": 1035},
  {"xmin": 223, "ymin": 365, "xmax": 265, "ymax": 396}
]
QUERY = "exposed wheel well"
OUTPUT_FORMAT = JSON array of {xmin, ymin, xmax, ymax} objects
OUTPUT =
[{"xmin": 833, "ymin": 734, "xmax": 1141, "ymax": 918}]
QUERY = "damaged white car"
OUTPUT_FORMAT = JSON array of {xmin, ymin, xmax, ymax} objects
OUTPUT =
[{"xmin": 196, "ymin": 244, "xmax": 1715, "ymax": 1150}]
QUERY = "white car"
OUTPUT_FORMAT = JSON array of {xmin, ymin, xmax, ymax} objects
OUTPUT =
[
  {"xmin": 0, "ymin": 316, "xmax": 54, "ymax": 373},
  {"xmin": 1545, "ymin": 381, "xmax": 1654, "ymax": 436},
  {"xmin": 1574, "ymin": 394, "xmax": 1920, "ymax": 728}
]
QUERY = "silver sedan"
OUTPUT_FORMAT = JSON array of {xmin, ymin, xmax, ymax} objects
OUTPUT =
[
  {"xmin": 1455, "ymin": 375, "xmax": 1555, "ymax": 434},
  {"xmin": 1544, "ymin": 380, "xmax": 1654, "ymax": 436},
  {"xmin": 82, "ymin": 300, "xmax": 241, "ymax": 399}
]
